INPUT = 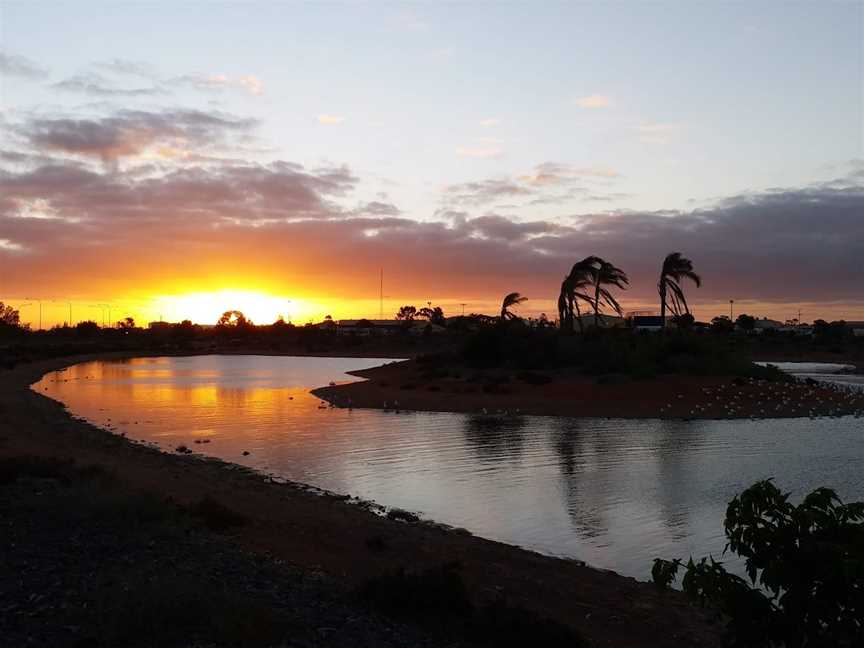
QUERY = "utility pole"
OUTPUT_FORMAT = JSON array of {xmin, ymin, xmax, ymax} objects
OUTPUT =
[
  {"xmin": 25, "ymin": 298, "xmax": 42, "ymax": 330},
  {"xmin": 729, "ymin": 299, "xmax": 734, "ymax": 320},
  {"xmin": 54, "ymin": 300, "xmax": 72, "ymax": 326},
  {"xmin": 460, "ymin": 303, "xmax": 466, "ymax": 316},
  {"xmin": 379, "ymin": 268, "xmax": 383, "ymax": 320}
]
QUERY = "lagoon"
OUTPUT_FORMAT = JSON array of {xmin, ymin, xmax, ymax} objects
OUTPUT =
[{"xmin": 34, "ymin": 355, "xmax": 864, "ymax": 580}]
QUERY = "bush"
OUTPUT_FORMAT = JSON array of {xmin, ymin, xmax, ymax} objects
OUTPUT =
[{"xmin": 652, "ymin": 479, "xmax": 864, "ymax": 647}]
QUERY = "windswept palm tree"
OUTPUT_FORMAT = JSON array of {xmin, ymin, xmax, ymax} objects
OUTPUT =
[
  {"xmin": 500, "ymin": 292, "xmax": 528, "ymax": 321},
  {"xmin": 590, "ymin": 258, "xmax": 629, "ymax": 327},
  {"xmin": 558, "ymin": 257, "xmax": 599, "ymax": 333},
  {"xmin": 657, "ymin": 252, "xmax": 701, "ymax": 327}
]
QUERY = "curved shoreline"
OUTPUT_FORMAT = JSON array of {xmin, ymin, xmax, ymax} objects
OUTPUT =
[{"xmin": 1, "ymin": 352, "xmax": 722, "ymax": 647}]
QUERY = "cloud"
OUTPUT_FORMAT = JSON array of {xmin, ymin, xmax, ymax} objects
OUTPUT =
[
  {"xmin": 519, "ymin": 162, "xmax": 619, "ymax": 186},
  {"xmin": 93, "ymin": 58, "xmax": 159, "ymax": 80},
  {"xmin": 0, "ymin": 238, "xmax": 24, "ymax": 252},
  {"xmin": 443, "ymin": 163, "xmax": 622, "ymax": 208},
  {"xmin": 0, "ymin": 51, "xmax": 49, "ymax": 79},
  {"xmin": 167, "ymin": 73, "xmax": 264, "ymax": 96},
  {"xmin": 479, "ymin": 118, "xmax": 501, "ymax": 127},
  {"xmin": 16, "ymin": 109, "xmax": 257, "ymax": 164},
  {"xmin": 444, "ymin": 179, "xmax": 531, "ymax": 206},
  {"xmin": 317, "ymin": 115, "xmax": 345, "ymax": 125},
  {"xmin": 635, "ymin": 122, "xmax": 685, "ymax": 144},
  {"xmin": 575, "ymin": 94, "xmax": 611, "ymax": 109},
  {"xmin": 238, "ymin": 75, "xmax": 264, "ymax": 96},
  {"xmin": 0, "ymin": 151, "xmax": 861, "ymax": 312},
  {"xmin": 355, "ymin": 201, "xmax": 402, "ymax": 217},
  {"xmin": 52, "ymin": 73, "xmax": 164, "ymax": 97}
]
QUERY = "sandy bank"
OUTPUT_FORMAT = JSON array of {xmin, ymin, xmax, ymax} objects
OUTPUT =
[
  {"xmin": 313, "ymin": 360, "xmax": 864, "ymax": 419},
  {"xmin": 0, "ymin": 353, "xmax": 721, "ymax": 647}
]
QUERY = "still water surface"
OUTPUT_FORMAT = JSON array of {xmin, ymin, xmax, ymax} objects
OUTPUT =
[{"xmin": 34, "ymin": 355, "xmax": 864, "ymax": 579}]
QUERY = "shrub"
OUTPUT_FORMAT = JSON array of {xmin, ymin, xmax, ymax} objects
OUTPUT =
[{"xmin": 652, "ymin": 479, "xmax": 864, "ymax": 647}]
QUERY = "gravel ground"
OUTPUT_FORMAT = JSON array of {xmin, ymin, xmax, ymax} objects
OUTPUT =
[{"xmin": 0, "ymin": 461, "xmax": 459, "ymax": 648}]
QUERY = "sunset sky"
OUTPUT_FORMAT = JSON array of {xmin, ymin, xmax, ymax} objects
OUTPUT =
[{"xmin": 1, "ymin": 1, "xmax": 862, "ymax": 327}]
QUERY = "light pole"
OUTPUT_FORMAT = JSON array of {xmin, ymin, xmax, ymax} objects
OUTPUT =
[
  {"xmin": 25, "ymin": 298, "xmax": 42, "ymax": 330},
  {"xmin": 90, "ymin": 304, "xmax": 109, "ymax": 327},
  {"xmin": 729, "ymin": 299, "xmax": 734, "ymax": 320},
  {"xmin": 54, "ymin": 300, "xmax": 72, "ymax": 327},
  {"xmin": 20, "ymin": 302, "xmax": 33, "ymax": 329},
  {"xmin": 460, "ymin": 303, "xmax": 467, "ymax": 316}
]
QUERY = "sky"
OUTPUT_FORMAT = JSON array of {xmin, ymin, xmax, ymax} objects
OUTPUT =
[{"xmin": 0, "ymin": 1, "xmax": 862, "ymax": 327}]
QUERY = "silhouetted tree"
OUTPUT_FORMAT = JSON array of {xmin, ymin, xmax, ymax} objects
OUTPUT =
[
  {"xmin": 710, "ymin": 315, "xmax": 734, "ymax": 335},
  {"xmin": 558, "ymin": 257, "xmax": 598, "ymax": 333},
  {"xmin": 171, "ymin": 319, "xmax": 197, "ymax": 343},
  {"xmin": 396, "ymin": 305, "xmax": 417, "ymax": 321},
  {"xmin": 0, "ymin": 302, "xmax": 21, "ymax": 328},
  {"xmin": 673, "ymin": 313, "xmax": 695, "ymax": 330},
  {"xmin": 658, "ymin": 252, "xmax": 701, "ymax": 327},
  {"xmin": 417, "ymin": 305, "xmax": 445, "ymax": 326},
  {"xmin": 75, "ymin": 320, "xmax": 100, "ymax": 337},
  {"xmin": 589, "ymin": 258, "xmax": 629, "ymax": 327},
  {"xmin": 735, "ymin": 314, "xmax": 756, "ymax": 332},
  {"xmin": 117, "ymin": 316, "xmax": 135, "ymax": 330},
  {"xmin": 499, "ymin": 292, "xmax": 527, "ymax": 321},
  {"xmin": 217, "ymin": 310, "xmax": 250, "ymax": 327}
]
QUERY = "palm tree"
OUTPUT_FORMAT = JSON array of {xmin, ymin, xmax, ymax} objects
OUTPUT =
[
  {"xmin": 590, "ymin": 258, "xmax": 629, "ymax": 327},
  {"xmin": 657, "ymin": 252, "xmax": 701, "ymax": 328},
  {"xmin": 558, "ymin": 257, "xmax": 600, "ymax": 333},
  {"xmin": 500, "ymin": 292, "xmax": 527, "ymax": 321}
]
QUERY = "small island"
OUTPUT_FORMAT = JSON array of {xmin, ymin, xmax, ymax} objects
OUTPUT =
[{"xmin": 313, "ymin": 355, "xmax": 864, "ymax": 420}]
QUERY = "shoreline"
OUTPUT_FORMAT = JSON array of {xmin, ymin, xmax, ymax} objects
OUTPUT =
[
  {"xmin": 313, "ymin": 359, "xmax": 864, "ymax": 420},
  {"xmin": 1, "ymin": 352, "xmax": 722, "ymax": 647}
]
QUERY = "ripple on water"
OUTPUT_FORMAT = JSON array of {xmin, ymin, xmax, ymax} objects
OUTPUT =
[{"xmin": 34, "ymin": 355, "xmax": 864, "ymax": 580}]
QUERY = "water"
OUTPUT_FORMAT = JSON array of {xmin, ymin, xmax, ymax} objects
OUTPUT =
[{"xmin": 34, "ymin": 355, "xmax": 864, "ymax": 580}]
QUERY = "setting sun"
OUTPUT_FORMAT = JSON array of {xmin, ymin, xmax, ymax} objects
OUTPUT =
[{"xmin": 151, "ymin": 290, "xmax": 309, "ymax": 326}]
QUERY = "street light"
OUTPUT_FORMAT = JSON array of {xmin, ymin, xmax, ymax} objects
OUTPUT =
[
  {"xmin": 25, "ymin": 298, "xmax": 42, "ymax": 330},
  {"xmin": 53, "ymin": 300, "xmax": 72, "ymax": 327},
  {"xmin": 89, "ymin": 304, "xmax": 111, "ymax": 327},
  {"xmin": 729, "ymin": 299, "xmax": 734, "ymax": 320}
]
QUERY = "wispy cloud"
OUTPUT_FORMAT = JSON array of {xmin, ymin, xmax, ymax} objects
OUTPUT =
[
  {"xmin": 574, "ymin": 94, "xmax": 611, "ymax": 109},
  {"xmin": 317, "ymin": 115, "xmax": 345, "ymax": 125},
  {"xmin": 169, "ymin": 73, "xmax": 265, "ymax": 96},
  {"xmin": 0, "ymin": 238, "xmax": 25, "ymax": 252},
  {"xmin": 0, "ymin": 51, "xmax": 49, "ymax": 80},
  {"xmin": 635, "ymin": 122, "xmax": 686, "ymax": 144},
  {"xmin": 52, "ymin": 73, "xmax": 163, "ymax": 97},
  {"xmin": 93, "ymin": 58, "xmax": 158, "ymax": 80},
  {"xmin": 238, "ymin": 75, "xmax": 264, "ymax": 96},
  {"xmin": 479, "ymin": 118, "xmax": 501, "ymax": 127}
]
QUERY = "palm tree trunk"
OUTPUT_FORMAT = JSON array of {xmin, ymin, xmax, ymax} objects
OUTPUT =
[
  {"xmin": 593, "ymin": 282, "xmax": 601, "ymax": 328},
  {"xmin": 574, "ymin": 298, "xmax": 584, "ymax": 334},
  {"xmin": 659, "ymin": 281, "xmax": 667, "ymax": 329}
]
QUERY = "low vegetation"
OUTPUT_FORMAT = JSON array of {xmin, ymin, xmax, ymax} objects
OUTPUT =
[
  {"xmin": 652, "ymin": 480, "xmax": 864, "ymax": 647},
  {"xmin": 358, "ymin": 563, "xmax": 584, "ymax": 647},
  {"xmin": 460, "ymin": 325, "xmax": 792, "ymax": 381}
]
